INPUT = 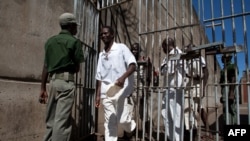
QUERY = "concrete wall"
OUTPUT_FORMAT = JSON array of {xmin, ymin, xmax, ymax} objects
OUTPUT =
[
  {"xmin": 0, "ymin": 0, "xmax": 73, "ymax": 80},
  {"xmin": 0, "ymin": 0, "xmax": 74, "ymax": 140},
  {"xmin": 0, "ymin": 80, "xmax": 46, "ymax": 141}
]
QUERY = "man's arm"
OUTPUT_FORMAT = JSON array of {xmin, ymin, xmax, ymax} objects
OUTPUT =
[
  {"xmin": 95, "ymin": 80, "xmax": 101, "ymax": 108},
  {"xmin": 74, "ymin": 40, "xmax": 85, "ymax": 72},
  {"xmin": 229, "ymin": 75, "xmax": 236, "ymax": 100},
  {"xmin": 39, "ymin": 64, "xmax": 49, "ymax": 104},
  {"xmin": 116, "ymin": 63, "xmax": 136, "ymax": 87}
]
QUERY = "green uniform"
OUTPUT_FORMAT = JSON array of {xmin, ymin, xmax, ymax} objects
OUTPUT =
[
  {"xmin": 220, "ymin": 63, "xmax": 237, "ymax": 125},
  {"xmin": 45, "ymin": 30, "xmax": 84, "ymax": 73},
  {"xmin": 43, "ymin": 30, "xmax": 84, "ymax": 141}
]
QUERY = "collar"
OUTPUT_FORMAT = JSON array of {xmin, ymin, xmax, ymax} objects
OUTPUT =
[
  {"xmin": 59, "ymin": 30, "xmax": 72, "ymax": 35},
  {"xmin": 102, "ymin": 42, "xmax": 117, "ymax": 53},
  {"xmin": 169, "ymin": 46, "xmax": 180, "ymax": 54}
]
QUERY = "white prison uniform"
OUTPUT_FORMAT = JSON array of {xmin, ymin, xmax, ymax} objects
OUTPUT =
[
  {"xmin": 160, "ymin": 47, "xmax": 185, "ymax": 141},
  {"xmin": 184, "ymin": 56, "xmax": 206, "ymax": 130},
  {"xmin": 96, "ymin": 42, "xmax": 137, "ymax": 141}
]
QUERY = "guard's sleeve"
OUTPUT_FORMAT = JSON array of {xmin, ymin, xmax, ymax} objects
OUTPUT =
[{"xmin": 74, "ymin": 39, "xmax": 85, "ymax": 63}]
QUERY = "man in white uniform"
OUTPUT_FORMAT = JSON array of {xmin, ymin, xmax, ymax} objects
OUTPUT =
[
  {"xmin": 160, "ymin": 37, "xmax": 186, "ymax": 141},
  {"xmin": 95, "ymin": 26, "xmax": 137, "ymax": 141},
  {"xmin": 183, "ymin": 44, "xmax": 210, "ymax": 141}
]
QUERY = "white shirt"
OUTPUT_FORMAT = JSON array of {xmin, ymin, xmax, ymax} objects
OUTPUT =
[
  {"xmin": 186, "ymin": 56, "xmax": 206, "ymax": 77},
  {"xmin": 160, "ymin": 47, "xmax": 186, "ymax": 88},
  {"xmin": 185, "ymin": 56, "xmax": 206, "ymax": 88},
  {"xmin": 96, "ymin": 42, "xmax": 137, "ymax": 98}
]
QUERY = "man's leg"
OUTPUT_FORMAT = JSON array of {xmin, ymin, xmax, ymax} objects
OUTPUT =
[
  {"xmin": 52, "ymin": 80, "xmax": 75, "ymax": 141},
  {"xmin": 118, "ymin": 96, "xmax": 136, "ymax": 133},
  {"xmin": 43, "ymin": 80, "xmax": 57, "ymax": 141},
  {"xmin": 200, "ymin": 108, "xmax": 209, "ymax": 130},
  {"xmin": 102, "ymin": 98, "xmax": 118, "ymax": 141},
  {"xmin": 121, "ymin": 96, "xmax": 136, "ymax": 139}
]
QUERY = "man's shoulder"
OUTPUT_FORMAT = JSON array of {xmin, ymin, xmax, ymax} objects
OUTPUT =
[
  {"xmin": 114, "ymin": 42, "xmax": 127, "ymax": 47},
  {"xmin": 46, "ymin": 34, "xmax": 79, "ymax": 47},
  {"xmin": 113, "ymin": 42, "xmax": 129, "ymax": 51},
  {"xmin": 227, "ymin": 63, "xmax": 236, "ymax": 69}
]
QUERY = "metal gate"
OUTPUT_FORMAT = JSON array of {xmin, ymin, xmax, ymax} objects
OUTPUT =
[
  {"xmin": 72, "ymin": 0, "xmax": 99, "ymax": 140},
  {"xmin": 73, "ymin": 0, "xmax": 250, "ymax": 141},
  {"xmin": 136, "ymin": 0, "xmax": 250, "ymax": 141},
  {"xmin": 72, "ymin": 0, "xmax": 135, "ymax": 140}
]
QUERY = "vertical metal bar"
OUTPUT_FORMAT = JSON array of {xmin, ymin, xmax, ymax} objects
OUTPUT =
[
  {"xmin": 97, "ymin": 0, "xmax": 100, "ymax": 9},
  {"xmin": 84, "ymin": 1, "xmax": 88, "ymax": 135},
  {"xmin": 142, "ymin": 83, "xmax": 146, "ymax": 140},
  {"xmin": 214, "ymin": 0, "xmax": 224, "ymax": 140},
  {"xmin": 74, "ymin": 0, "xmax": 81, "ymax": 137},
  {"xmin": 158, "ymin": 0, "xmax": 163, "ymax": 72},
  {"xmin": 172, "ymin": 1, "xmax": 177, "ymax": 141},
  {"xmin": 141, "ymin": 1, "xmax": 149, "ymax": 140},
  {"xmin": 137, "ymin": 0, "xmax": 142, "ymax": 140},
  {"xmin": 157, "ymin": 1, "xmax": 162, "ymax": 140},
  {"xmin": 90, "ymin": 0, "xmax": 96, "ymax": 136},
  {"xmin": 151, "ymin": 0, "xmax": 155, "ymax": 82},
  {"xmin": 157, "ymin": 89, "xmax": 161, "ymax": 141},
  {"xmin": 190, "ymin": 0, "xmax": 193, "ymax": 43},
  {"xmin": 164, "ymin": 89, "xmax": 169, "ymax": 141},
  {"xmin": 74, "ymin": 0, "xmax": 77, "ymax": 16},
  {"xmin": 230, "ymin": 0, "xmax": 240, "ymax": 125},
  {"xmin": 181, "ymin": 0, "xmax": 185, "ymax": 48},
  {"xmin": 165, "ymin": 0, "xmax": 169, "ymax": 140},
  {"xmin": 94, "ymin": 9, "xmax": 99, "ymax": 134},
  {"xmin": 197, "ymin": 0, "xmax": 202, "ymax": 44},
  {"xmin": 197, "ymin": 1, "xmax": 207, "ymax": 140},
  {"xmin": 166, "ymin": 0, "xmax": 169, "ymax": 37},
  {"xmin": 241, "ymin": 0, "xmax": 250, "ymax": 124},
  {"xmin": 144, "ymin": 0, "xmax": 148, "ymax": 57},
  {"xmin": 149, "ymin": 87, "xmax": 153, "ymax": 141},
  {"xmin": 181, "ymin": 1, "xmax": 185, "ymax": 141},
  {"xmin": 210, "ymin": 0, "xmax": 215, "ymax": 41},
  {"xmin": 173, "ymin": 0, "xmax": 177, "ymax": 41},
  {"xmin": 209, "ymin": 0, "xmax": 219, "ymax": 140},
  {"xmin": 149, "ymin": 1, "xmax": 155, "ymax": 140},
  {"xmin": 202, "ymin": 0, "xmax": 205, "ymax": 24},
  {"xmin": 190, "ymin": 0, "xmax": 194, "ymax": 140},
  {"xmin": 220, "ymin": 0, "xmax": 225, "ymax": 42}
]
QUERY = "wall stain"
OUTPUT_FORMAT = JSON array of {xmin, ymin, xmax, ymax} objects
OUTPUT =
[{"xmin": 14, "ymin": 0, "xmax": 26, "ymax": 5}]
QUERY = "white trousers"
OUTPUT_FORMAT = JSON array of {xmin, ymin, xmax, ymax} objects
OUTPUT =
[
  {"xmin": 184, "ymin": 84, "xmax": 203, "ymax": 130},
  {"xmin": 161, "ymin": 88, "xmax": 183, "ymax": 141},
  {"xmin": 102, "ymin": 95, "xmax": 136, "ymax": 141}
]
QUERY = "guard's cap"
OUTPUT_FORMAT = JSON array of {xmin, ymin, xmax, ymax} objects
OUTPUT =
[{"xmin": 59, "ymin": 13, "xmax": 79, "ymax": 26}]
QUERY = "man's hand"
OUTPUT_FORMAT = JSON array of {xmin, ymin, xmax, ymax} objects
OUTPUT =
[
  {"xmin": 39, "ymin": 90, "xmax": 48, "ymax": 104},
  {"xmin": 95, "ymin": 95, "xmax": 101, "ymax": 108},
  {"xmin": 115, "ymin": 77, "xmax": 125, "ymax": 87}
]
